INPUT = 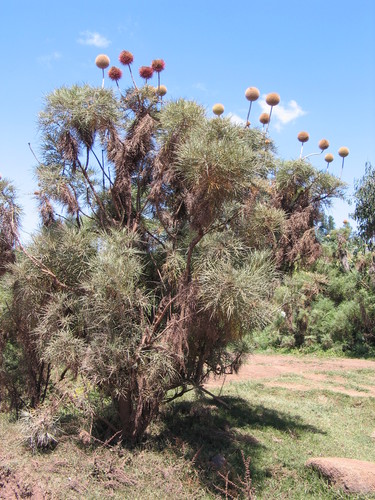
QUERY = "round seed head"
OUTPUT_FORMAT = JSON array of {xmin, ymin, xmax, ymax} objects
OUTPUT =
[
  {"xmin": 212, "ymin": 103, "xmax": 224, "ymax": 116},
  {"xmin": 266, "ymin": 92, "xmax": 280, "ymax": 106},
  {"xmin": 325, "ymin": 153, "xmax": 334, "ymax": 163},
  {"xmin": 265, "ymin": 139, "xmax": 271, "ymax": 145},
  {"xmin": 119, "ymin": 50, "xmax": 134, "ymax": 65},
  {"xmin": 245, "ymin": 87, "xmax": 260, "ymax": 101},
  {"xmin": 297, "ymin": 131, "xmax": 309, "ymax": 143},
  {"xmin": 338, "ymin": 146, "xmax": 349, "ymax": 158},
  {"xmin": 151, "ymin": 59, "xmax": 165, "ymax": 72},
  {"xmin": 343, "ymin": 219, "xmax": 349, "ymax": 224},
  {"xmin": 139, "ymin": 66, "xmax": 154, "ymax": 79},
  {"xmin": 259, "ymin": 112, "xmax": 270, "ymax": 124},
  {"xmin": 318, "ymin": 138, "xmax": 329, "ymax": 150},
  {"xmin": 108, "ymin": 66, "xmax": 122, "ymax": 81},
  {"xmin": 156, "ymin": 85, "xmax": 167, "ymax": 96},
  {"xmin": 95, "ymin": 54, "xmax": 110, "ymax": 69}
]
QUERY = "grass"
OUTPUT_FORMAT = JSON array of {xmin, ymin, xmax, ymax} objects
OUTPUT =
[{"xmin": 1, "ymin": 359, "xmax": 375, "ymax": 498}]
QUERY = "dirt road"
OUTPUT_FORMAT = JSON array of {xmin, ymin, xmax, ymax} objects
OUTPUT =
[{"xmin": 206, "ymin": 353, "xmax": 375, "ymax": 397}]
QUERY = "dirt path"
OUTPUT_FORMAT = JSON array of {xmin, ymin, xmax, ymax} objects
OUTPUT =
[{"xmin": 206, "ymin": 353, "xmax": 375, "ymax": 397}]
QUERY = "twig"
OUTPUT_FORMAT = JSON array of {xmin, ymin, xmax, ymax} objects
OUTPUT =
[{"xmin": 191, "ymin": 383, "xmax": 231, "ymax": 409}]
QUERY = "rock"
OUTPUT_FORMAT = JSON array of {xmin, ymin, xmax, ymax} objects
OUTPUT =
[
  {"xmin": 210, "ymin": 454, "xmax": 227, "ymax": 470},
  {"xmin": 306, "ymin": 457, "xmax": 375, "ymax": 494}
]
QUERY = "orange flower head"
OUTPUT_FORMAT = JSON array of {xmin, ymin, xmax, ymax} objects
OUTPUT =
[
  {"xmin": 156, "ymin": 85, "xmax": 167, "ymax": 96},
  {"xmin": 119, "ymin": 50, "xmax": 134, "ymax": 65},
  {"xmin": 212, "ymin": 103, "xmax": 224, "ymax": 116},
  {"xmin": 151, "ymin": 59, "xmax": 165, "ymax": 72},
  {"xmin": 139, "ymin": 66, "xmax": 154, "ymax": 79},
  {"xmin": 297, "ymin": 131, "xmax": 309, "ymax": 143},
  {"xmin": 245, "ymin": 87, "xmax": 260, "ymax": 102},
  {"xmin": 338, "ymin": 147, "xmax": 349, "ymax": 158},
  {"xmin": 266, "ymin": 92, "xmax": 280, "ymax": 106},
  {"xmin": 108, "ymin": 66, "xmax": 122, "ymax": 81},
  {"xmin": 95, "ymin": 54, "xmax": 110, "ymax": 69},
  {"xmin": 318, "ymin": 139, "xmax": 329, "ymax": 150}
]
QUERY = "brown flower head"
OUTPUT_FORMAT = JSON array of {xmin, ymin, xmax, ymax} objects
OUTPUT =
[
  {"xmin": 338, "ymin": 146, "xmax": 349, "ymax": 158},
  {"xmin": 151, "ymin": 59, "xmax": 165, "ymax": 72},
  {"xmin": 108, "ymin": 66, "xmax": 122, "ymax": 81},
  {"xmin": 156, "ymin": 85, "xmax": 167, "ymax": 96},
  {"xmin": 325, "ymin": 153, "xmax": 334, "ymax": 163},
  {"xmin": 119, "ymin": 50, "xmax": 134, "ymax": 65},
  {"xmin": 343, "ymin": 219, "xmax": 349, "ymax": 224},
  {"xmin": 266, "ymin": 92, "xmax": 280, "ymax": 106},
  {"xmin": 245, "ymin": 87, "xmax": 260, "ymax": 102},
  {"xmin": 139, "ymin": 66, "xmax": 154, "ymax": 80},
  {"xmin": 297, "ymin": 131, "xmax": 309, "ymax": 143},
  {"xmin": 318, "ymin": 139, "xmax": 330, "ymax": 150},
  {"xmin": 95, "ymin": 54, "xmax": 110, "ymax": 69},
  {"xmin": 259, "ymin": 113, "xmax": 270, "ymax": 125},
  {"xmin": 212, "ymin": 103, "xmax": 224, "ymax": 116}
]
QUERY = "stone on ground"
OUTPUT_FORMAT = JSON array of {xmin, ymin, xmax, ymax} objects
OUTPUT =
[{"xmin": 306, "ymin": 457, "xmax": 375, "ymax": 494}]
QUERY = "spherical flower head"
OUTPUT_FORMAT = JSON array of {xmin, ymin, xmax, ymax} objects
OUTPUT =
[
  {"xmin": 319, "ymin": 139, "xmax": 330, "ymax": 150},
  {"xmin": 259, "ymin": 112, "xmax": 270, "ymax": 124},
  {"xmin": 212, "ymin": 103, "xmax": 224, "ymax": 116},
  {"xmin": 325, "ymin": 153, "xmax": 334, "ymax": 163},
  {"xmin": 338, "ymin": 146, "xmax": 349, "ymax": 158},
  {"xmin": 95, "ymin": 54, "xmax": 110, "ymax": 69},
  {"xmin": 266, "ymin": 92, "xmax": 280, "ymax": 106},
  {"xmin": 108, "ymin": 66, "xmax": 122, "ymax": 81},
  {"xmin": 156, "ymin": 85, "xmax": 167, "ymax": 96},
  {"xmin": 343, "ymin": 219, "xmax": 349, "ymax": 224},
  {"xmin": 245, "ymin": 87, "xmax": 260, "ymax": 102},
  {"xmin": 119, "ymin": 50, "xmax": 134, "ymax": 66},
  {"xmin": 151, "ymin": 59, "xmax": 165, "ymax": 72},
  {"xmin": 139, "ymin": 66, "xmax": 154, "ymax": 79},
  {"xmin": 297, "ymin": 131, "xmax": 309, "ymax": 143}
]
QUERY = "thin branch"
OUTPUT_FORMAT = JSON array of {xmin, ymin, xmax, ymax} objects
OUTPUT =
[{"xmin": 28, "ymin": 143, "xmax": 42, "ymax": 165}]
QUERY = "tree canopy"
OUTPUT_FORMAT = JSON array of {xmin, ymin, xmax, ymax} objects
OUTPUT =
[{"xmin": 0, "ymin": 59, "xmax": 346, "ymax": 442}]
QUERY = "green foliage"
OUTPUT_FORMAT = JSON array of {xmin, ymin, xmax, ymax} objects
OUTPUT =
[
  {"xmin": 353, "ymin": 162, "xmax": 375, "ymax": 243},
  {"xmin": 255, "ymin": 225, "xmax": 375, "ymax": 355}
]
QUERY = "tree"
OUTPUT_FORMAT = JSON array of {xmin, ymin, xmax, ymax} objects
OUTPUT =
[
  {"xmin": 0, "ymin": 57, "xmax": 345, "ymax": 442},
  {"xmin": 354, "ymin": 162, "xmax": 375, "ymax": 244}
]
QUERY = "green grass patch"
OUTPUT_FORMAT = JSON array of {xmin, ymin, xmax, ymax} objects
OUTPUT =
[{"xmin": 1, "ymin": 372, "xmax": 375, "ymax": 498}]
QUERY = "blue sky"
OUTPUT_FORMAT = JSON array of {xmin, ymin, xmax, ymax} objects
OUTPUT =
[{"xmin": 1, "ymin": 0, "xmax": 374, "ymax": 239}]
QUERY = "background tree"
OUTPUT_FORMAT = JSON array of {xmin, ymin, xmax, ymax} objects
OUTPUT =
[{"xmin": 354, "ymin": 162, "xmax": 375, "ymax": 244}]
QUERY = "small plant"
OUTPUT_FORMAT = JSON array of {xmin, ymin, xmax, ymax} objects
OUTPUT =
[
  {"xmin": 214, "ymin": 450, "xmax": 255, "ymax": 499},
  {"xmin": 20, "ymin": 404, "xmax": 61, "ymax": 452}
]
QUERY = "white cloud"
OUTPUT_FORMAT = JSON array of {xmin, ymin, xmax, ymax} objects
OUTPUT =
[
  {"xmin": 227, "ymin": 113, "xmax": 246, "ymax": 126},
  {"xmin": 78, "ymin": 31, "xmax": 110, "ymax": 48},
  {"xmin": 37, "ymin": 51, "xmax": 62, "ymax": 67},
  {"xmin": 259, "ymin": 96, "xmax": 306, "ymax": 131},
  {"xmin": 193, "ymin": 82, "xmax": 207, "ymax": 92}
]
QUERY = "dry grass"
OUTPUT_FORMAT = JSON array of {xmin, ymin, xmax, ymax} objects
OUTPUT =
[{"xmin": 1, "ymin": 353, "xmax": 375, "ymax": 498}]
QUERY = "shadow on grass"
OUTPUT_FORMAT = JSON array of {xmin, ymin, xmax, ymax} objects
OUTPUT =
[{"xmin": 156, "ymin": 394, "xmax": 324, "ymax": 495}]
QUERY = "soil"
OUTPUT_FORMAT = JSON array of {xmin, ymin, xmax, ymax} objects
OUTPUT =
[{"xmin": 206, "ymin": 353, "xmax": 375, "ymax": 397}]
